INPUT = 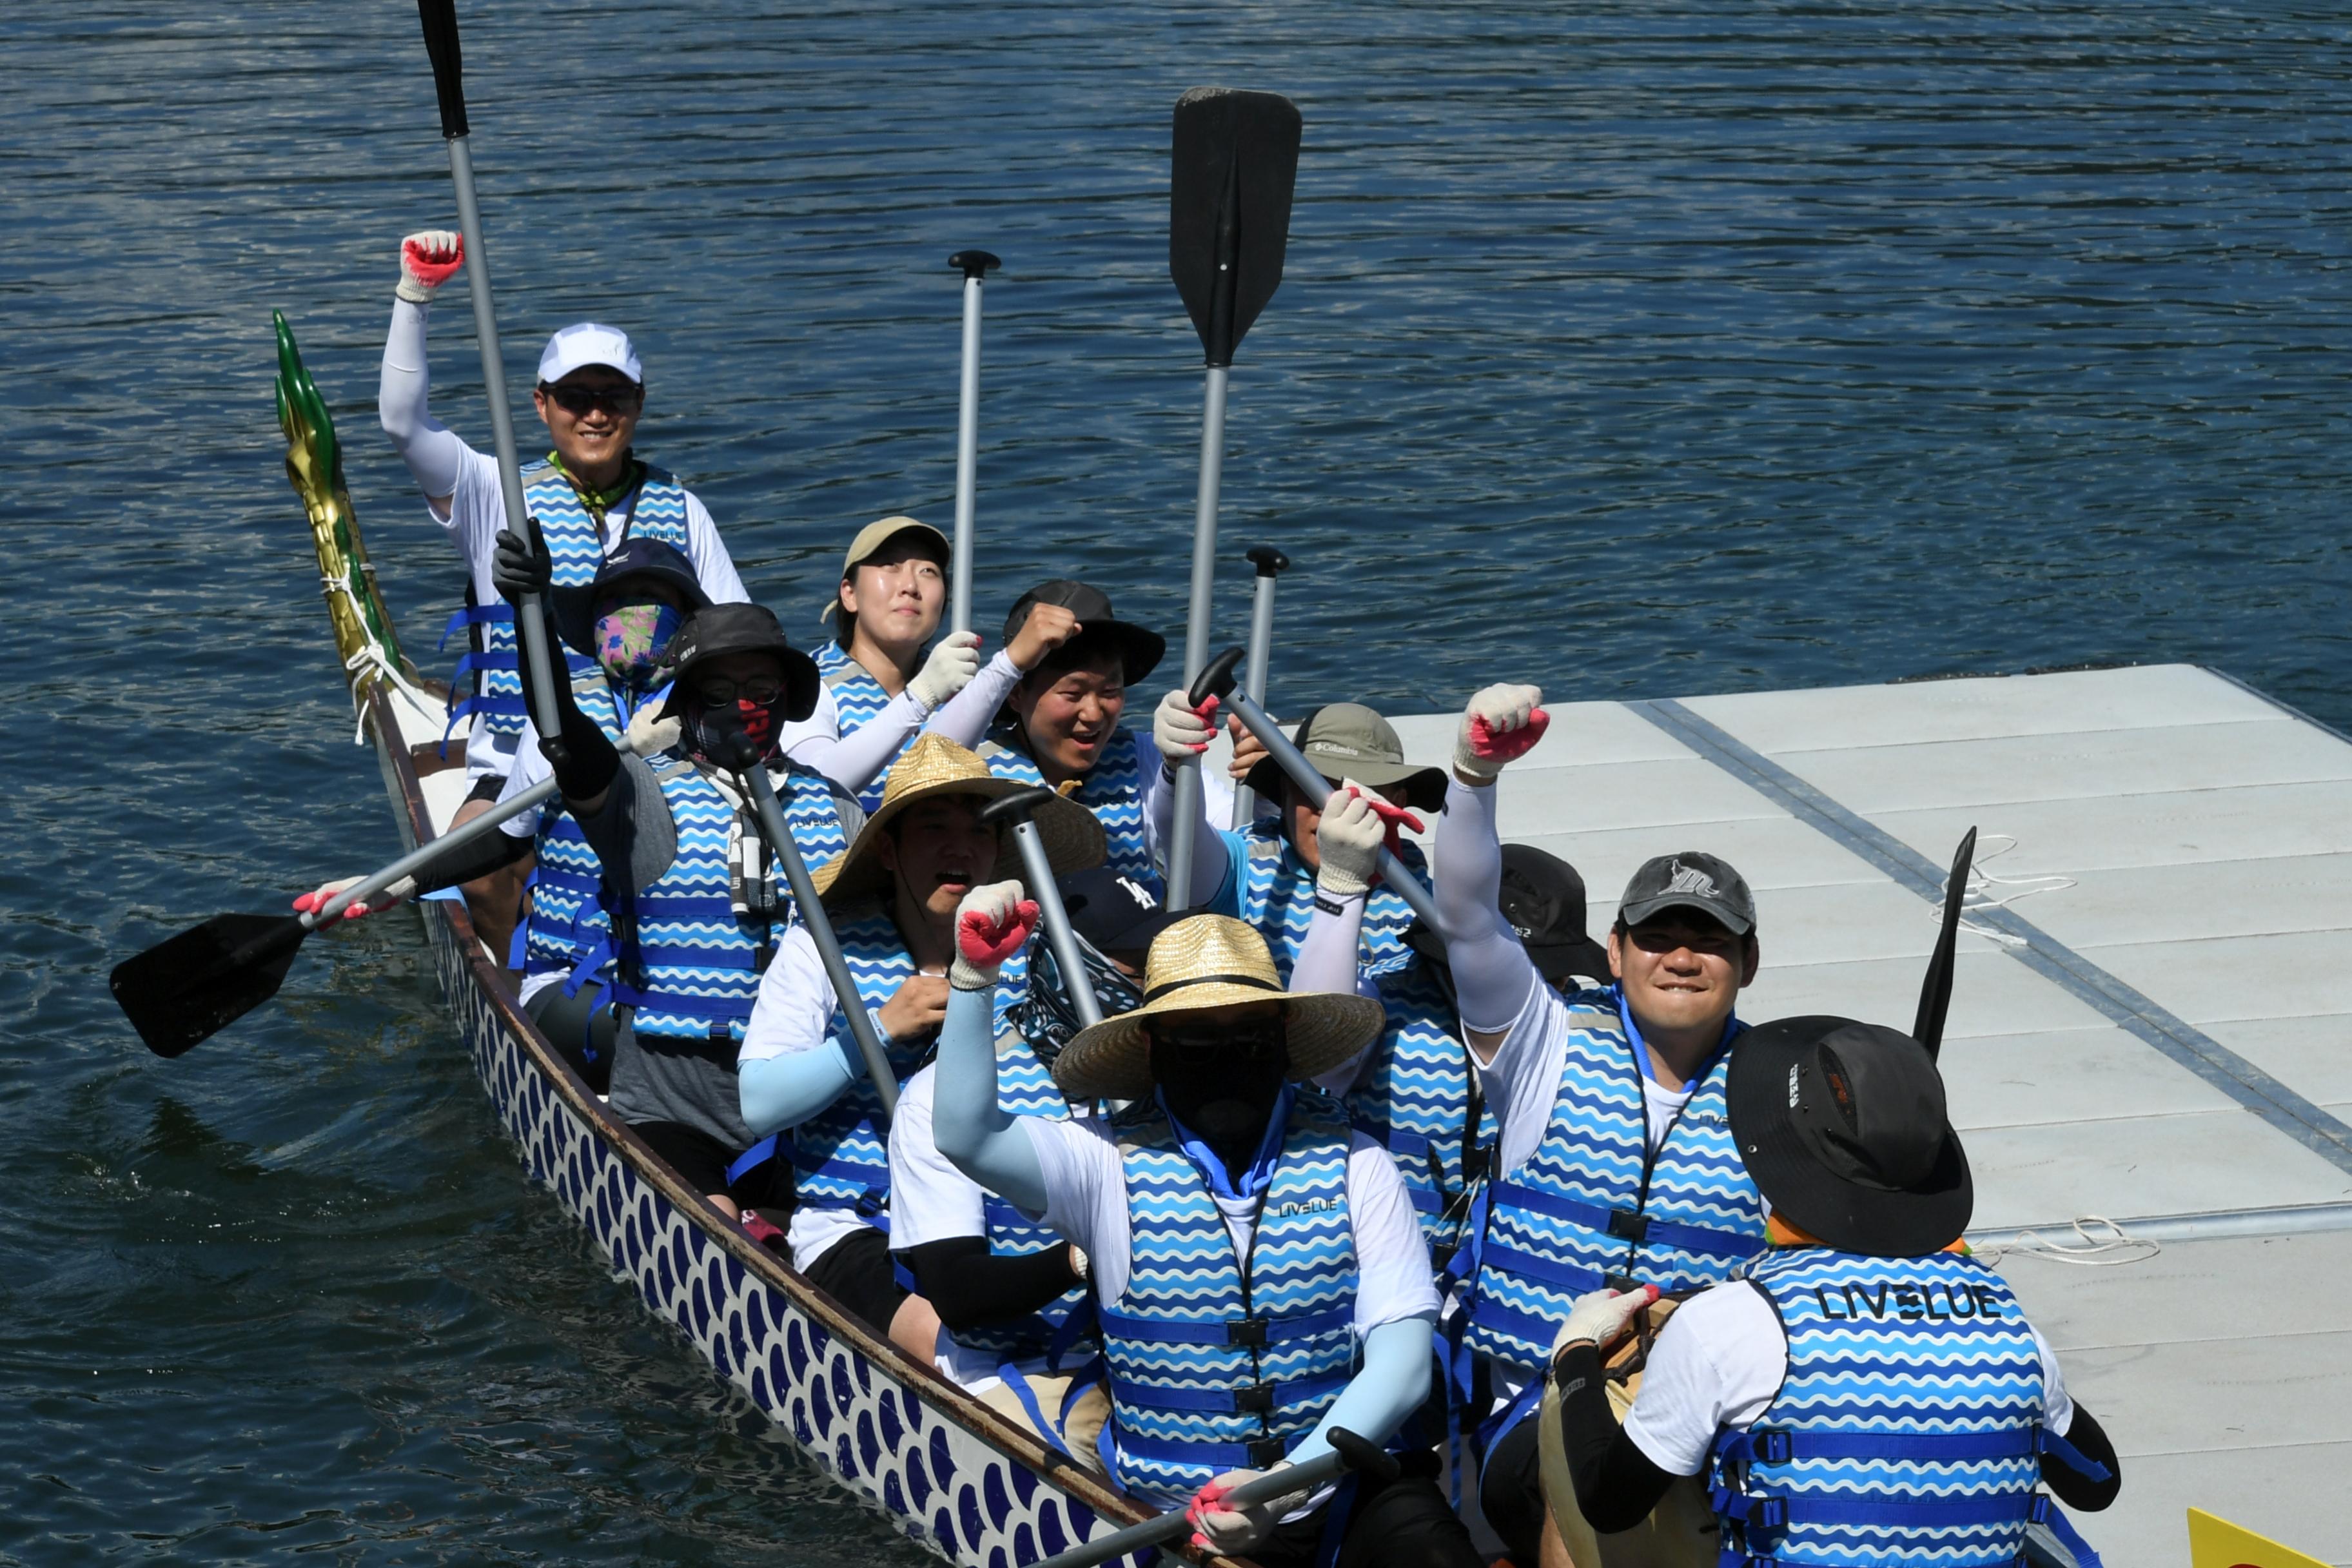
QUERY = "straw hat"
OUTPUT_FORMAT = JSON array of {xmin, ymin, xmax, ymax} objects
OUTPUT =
[
  {"xmin": 1052, "ymin": 915, "xmax": 1387, "ymax": 1101},
  {"xmin": 810, "ymin": 733, "xmax": 1105, "ymax": 907}
]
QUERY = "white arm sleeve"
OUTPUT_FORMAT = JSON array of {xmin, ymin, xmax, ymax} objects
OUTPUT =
[
  {"xmin": 926, "ymin": 649, "xmax": 1023, "ymax": 750},
  {"xmin": 378, "ymin": 299, "xmax": 468, "ymax": 507},
  {"xmin": 791, "ymin": 688, "xmax": 932, "ymax": 796}
]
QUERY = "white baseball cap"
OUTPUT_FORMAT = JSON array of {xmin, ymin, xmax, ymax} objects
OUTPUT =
[{"xmin": 537, "ymin": 322, "xmax": 643, "ymax": 386}]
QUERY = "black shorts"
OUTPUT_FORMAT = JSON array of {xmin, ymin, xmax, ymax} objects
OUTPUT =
[
  {"xmin": 1252, "ymin": 1449, "xmax": 1482, "ymax": 1568},
  {"xmin": 465, "ymin": 772, "xmax": 505, "ymax": 805},
  {"xmin": 803, "ymin": 1224, "xmax": 906, "ymax": 1338},
  {"xmin": 1478, "ymin": 1405, "xmax": 1545, "ymax": 1567},
  {"xmin": 628, "ymin": 1120, "xmax": 792, "ymax": 1213}
]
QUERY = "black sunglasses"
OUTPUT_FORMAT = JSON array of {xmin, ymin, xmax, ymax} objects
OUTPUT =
[
  {"xmin": 540, "ymin": 380, "xmax": 643, "ymax": 416},
  {"xmin": 695, "ymin": 674, "xmax": 784, "ymax": 705}
]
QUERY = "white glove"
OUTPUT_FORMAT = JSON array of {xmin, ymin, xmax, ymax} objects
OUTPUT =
[
  {"xmin": 1549, "ymin": 1284, "xmax": 1658, "ymax": 1361},
  {"xmin": 1454, "ymin": 682, "xmax": 1548, "ymax": 783},
  {"xmin": 950, "ymin": 879, "xmax": 1039, "ymax": 992},
  {"xmin": 291, "ymin": 872, "xmax": 416, "ymax": 923},
  {"xmin": 908, "ymin": 630, "xmax": 983, "ymax": 710},
  {"xmin": 623, "ymin": 702, "xmax": 683, "ymax": 758},
  {"xmin": 1185, "ymin": 1465, "xmax": 1304, "ymax": 1556},
  {"xmin": 1153, "ymin": 687, "xmax": 1219, "ymax": 767},
  {"xmin": 396, "ymin": 229, "xmax": 464, "ymax": 306},
  {"xmin": 1315, "ymin": 781, "xmax": 1384, "ymax": 900}
]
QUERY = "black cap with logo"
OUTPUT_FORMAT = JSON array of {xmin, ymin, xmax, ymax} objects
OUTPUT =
[
  {"xmin": 1004, "ymin": 580, "xmax": 1166, "ymax": 687},
  {"xmin": 1616, "ymin": 850, "xmax": 1757, "ymax": 937},
  {"xmin": 654, "ymin": 603, "xmax": 821, "ymax": 723}
]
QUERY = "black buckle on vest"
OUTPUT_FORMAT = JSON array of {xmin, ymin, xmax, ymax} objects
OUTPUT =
[
  {"xmin": 707, "ymin": 1021, "xmax": 733, "ymax": 1043},
  {"xmin": 1603, "ymin": 1272, "xmax": 1642, "ymax": 1294},
  {"xmin": 1226, "ymin": 1316, "xmax": 1269, "ymax": 1348},
  {"xmin": 1233, "ymin": 1383, "xmax": 1275, "ymax": 1415},
  {"xmin": 1757, "ymin": 1430, "xmax": 1793, "ymax": 1464},
  {"xmin": 1607, "ymin": 1209, "xmax": 1649, "ymax": 1243},
  {"xmin": 1248, "ymin": 1437, "xmax": 1288, "ymax": 1469}
]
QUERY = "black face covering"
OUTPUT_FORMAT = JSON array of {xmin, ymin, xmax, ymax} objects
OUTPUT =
[
  {"xmin": 681, "ymin": 695, "xmax": 781, "ymax": 770},
  {"xmin": 1150, "ymin": 1014, "xmax": 1290, "ymax": 1164}
]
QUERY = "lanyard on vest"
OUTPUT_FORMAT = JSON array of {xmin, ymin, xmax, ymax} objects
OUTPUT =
[
  {"xmin": 1614, "ymin": 985, "xmax": 1739, "ymax": 1157},
  {"xmin": 549, "ymin": 451, "xmax": 647, "ymax": 541},
  {"xmin": 1155, "ymin": 1084, "xmax": 1297, "ymax": 1200}
]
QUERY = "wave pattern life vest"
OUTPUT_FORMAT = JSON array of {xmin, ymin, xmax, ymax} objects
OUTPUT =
[
  {"xmin": 1346, "ymin": 960, "xmax": 1495, "ymax": 1258},
  {"xmin": 522, "ymin": 676, "xmax": 662, "ymax": 994},
  {"xmin": 981, "ymin": 727, "xmax": 1155, "ymax": 883},
  {"xmin": 810, "ymin": 640, "xmax": 921, "ymax": 814},
  {"xmin": 1236, "ymin": 824, "xmax": 1422, "ymax": 982},
  {"xmin": 1709, "ymin": 1250, "xmax": 2060, "ymax": 1567},
  {"xmin": 952, "ymin": 1037, "xmax": 1097, "ymax": 1366},
  {"xmin": 1099, "ymin": 1094, "xmax": 1360, "ymax": 1506},
  {"xmin": 442, "ymin": 462, "xmax": 691, "ymax": 740},
  {"xmin": 1465, "ymin": 990, "xmax": 1766, "ymax": 1373}
]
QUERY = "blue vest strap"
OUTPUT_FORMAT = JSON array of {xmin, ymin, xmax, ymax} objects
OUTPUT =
[
  {"xmin": 439, "ymin": 603, "xmax": 513, "ymax": 649},
  {"xmin": 1106, "ymin": 1368, "xmax": 1352, "ymax": 1415},
  {"xmin": 726, "ymin": 1133, "xmax": 781, "ymax": 1189},
  {"xmin": 1716, "ymin": 1426, "xmax": 2041, "ymax": 1467},
  {"xmin": 1111, "ymin": 1424, "xmax": 1304, "ymax": 1473},
  {"xmin": 1488, "ymin": 1179, "xmax": 1769, "ymax": 1262},
  {"xmin": 2037, "ymin": 1425, "xmax": 2114, "ymax": 1484},
  {"xmin": 1712, "ymin": 1487, "xmax": 2045, "ymax": 1530},
  {"xmin": 1096, "ymin": 1302, "xmax": 1351, "ymax": 1347}
]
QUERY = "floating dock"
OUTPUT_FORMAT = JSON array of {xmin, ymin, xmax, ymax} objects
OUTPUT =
[{"xmin": 1380, "ymin": 663, "xmax": 2352, "ymax": 1564}]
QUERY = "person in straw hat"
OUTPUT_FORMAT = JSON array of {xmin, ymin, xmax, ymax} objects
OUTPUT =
[
  {"xmin": 932, "ymin": 898, "xmax": 1486, "ymax": 1567},
  {"xmin": 1430, "ymin": 682, "xmax": 1774, "ymax": 1567},
  {"xmin": 803, "ymin": 516, "xmax": 1092, "ymax": 812},
  {"xmin": 1541, "ymin": 1014, "xmax": 2121, "ymax": 1568},
  {"xmin": 734, "ymin": 734, "xmax": 1102, "ymax": 1363}
]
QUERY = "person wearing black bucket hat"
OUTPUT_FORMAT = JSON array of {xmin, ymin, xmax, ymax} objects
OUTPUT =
[
  {"xmin": 1542, "ymin": 1015, "xmax": 2122, "ymax": 1568},
  {"xmin": 977, "ymin": 579, "xmax": 1171, "ymax": 882},
  {"xmin": 1424, "ymin": 681, "xmax": 1776, "ymax": 1567}
]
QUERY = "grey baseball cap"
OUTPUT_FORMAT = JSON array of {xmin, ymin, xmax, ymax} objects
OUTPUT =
[{"xmin": 1617, "ymin": 850, "xmax": 1756, "ymax": 936}]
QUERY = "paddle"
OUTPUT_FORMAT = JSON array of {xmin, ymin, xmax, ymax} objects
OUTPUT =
[
  {"xmin": 739, "ymin": 767, "xmax": 900, "ymax": 1121},
  {"xmin": 1190, "ymin": 645, "xmax": 1447, "ymax": 939},
  {"xmin": 1162, "ymin": 88, "xmax": 1303, "ymax": 907},
  {"xmin": 1226, "ymin": 543, "xmax": 1291, "ymax": 827},
  {"xmin": 1912, "ymin": 827, "xmax": 1978, "ymax": 1061},
  {"xmin": 415, "ymin": 0, "xmax": 565, "ymax": 758},
  {"xmin": 946, "ymin": 249, "xmax": 1000, "ymax": 637},
  {"xmin": 1028, "ymin": 1427, "xmax": 1396, "ymax": 1568},
  {"xmin": 978, "ymin": 786, "xmax": 1104, "ymax": 1030},
  {"xmin": 111, "ymin": 734, "xmax": 670, "ymax": 1057}
]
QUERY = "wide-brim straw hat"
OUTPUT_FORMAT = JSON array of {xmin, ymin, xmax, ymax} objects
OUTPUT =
[
  {"xmin": 1052, "ymin": 914, "xmax": 1387, "ymax": 1102},
  {"xmin": 810, "ymin": 733, "xmax": 1104, "ymax": 907}
]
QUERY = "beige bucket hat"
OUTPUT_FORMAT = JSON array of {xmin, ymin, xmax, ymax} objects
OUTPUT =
[
  {"xmin": 819, "ymin": 515, "xmax": 951, "ymax": 623},
  {"xmin": 811, "ymin": 734, "xmax": 1104, "ymax": 907},
  {"xmin": 1051, "ymin": 914, "xmax": 1387, "ymax": 1101}
]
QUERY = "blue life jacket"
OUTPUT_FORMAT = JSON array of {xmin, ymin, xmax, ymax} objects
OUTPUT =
[
  {"xmin": 1098, "ymin": 1094, "xmax": 1360, "ymax": 1506},
  {"xmin": 810, "ymin": 640, "xmax": 924, "ymax": 814},
  {"xmin": 946, "ymin": 1037, "xmax": 1097, "ymax": 1367},
  {"xmin": 1710, "ymin": 1249, "xmax": 2107, "ymax": 1567},
  {"xmin": 1346, "ymin": 959, "xmax": 1494, "ymax": 1260},
  {"xmin": 522, "ymin": 676, "xmax": 667, "ymax": 998},
  {"xmin": 442, "ymin": 460, "xmax": 691, "ymax": 741},
  {"xmin": 1464, "ymin": 988, "xmax": 1766, "ymax": 1373},
  {"xmin": 981, "ymin": 727, "xmax": 1156, "ymax": 884},
  {"xmin": 1233, "ymin": 823, "xmax": 1422, "ymax": 983}
]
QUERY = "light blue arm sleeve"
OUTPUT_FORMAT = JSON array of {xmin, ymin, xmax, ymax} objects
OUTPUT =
[
  {"xmin": 1289, "ymin": 1314, "xmax": 1436, "ymax": 1467},
  {"xmin": 738, "ymin": 1034, "xmax": 861, "ymax": 1137},
  {"xmin": 1436, "ymin": 777, "xmax": 1537, "ymax": 1037},
  {"xmin": 932, "ymin": 982, "xmax": 1049, "ymax": 1213}
]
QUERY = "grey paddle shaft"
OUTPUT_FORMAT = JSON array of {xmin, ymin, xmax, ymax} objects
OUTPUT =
[
  {"xmin": 1164, "ymin": 362, "xmax": 1230, "ymax": 908},
  {"xmin": 946, "ymin": 251, "xmax": 998, "ymax": 636},
  {"xmin": 1223, "ymin": 683, "xmax": 1446, "ymax": 941},
  {"xmin": 1228, "ymin": 544, "xmax": 1289, "ymax": 827},
  {"xmin": 1012, "ymin": 824, "xmax": 1104, "ymax": 1030},
  {"xmin": 1028, "ymin": 1441, "xmax": 1351, "ymax": 1568},
  {"xmin": 743, "ymin": 766, "xmax": 898, "ymax": 1121}
]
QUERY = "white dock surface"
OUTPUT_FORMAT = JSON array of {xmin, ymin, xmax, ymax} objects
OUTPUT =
[{"xmin": 1384, "ymin": 663, "xmax": 2352, "ymax": 1565}]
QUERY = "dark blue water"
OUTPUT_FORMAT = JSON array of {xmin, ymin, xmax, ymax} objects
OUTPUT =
[{"xmin": 10, "ymin": 1, "xmax": 2352, "ymax": 1560}]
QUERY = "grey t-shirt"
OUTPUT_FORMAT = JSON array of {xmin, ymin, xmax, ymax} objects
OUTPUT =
[{"xmin": 578, "ymin": 751, "xmax": 863, "ymax": 1151}]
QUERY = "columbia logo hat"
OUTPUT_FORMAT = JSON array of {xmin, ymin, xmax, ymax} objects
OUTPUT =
[
  {"xmin": 538, "ymin": 322, "xmax": 643, "ymax": 386},
  {"xmin": 1617, "ymin": 850, "xmax": 1756, "ymax": 936}
]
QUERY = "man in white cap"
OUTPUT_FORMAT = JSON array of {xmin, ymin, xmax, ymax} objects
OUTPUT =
[{"xmin": 377, "ymin": 230, "xmax": 749, "ymax": 957}]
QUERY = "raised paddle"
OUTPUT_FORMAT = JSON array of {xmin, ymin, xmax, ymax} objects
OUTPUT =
[
  {"xmin": 946, "ymin": 249, "xmax": 1000, "ymax": 637},
  {"xmin": 1190, "ymin": 645, "xmax": 1448, "ymax": 940},
  {"xmin": 111, "ymin": 731, "xmax": 671, "ymax": 1057},
  {"xmin": 1028, "ymin": 1427, "xmax": 1397, "ymax": 1568},
  {"xmin": 415, "ymin": 0, "xmax": 565, "ymax": 758},
  {"xmin": 738, "ymin": 767, "xmax": 901, "ymax": 1122},
  {"xmin": 1162, "ymin": 88, "xmax": 1303, "ymax": 908},
  {"xmin": 1226, "ymin": 542, "xmax": 1291, "ymax": 827},
  {"xmin": 1912, "ymin": 827, "xmax": 1978, "ymax": 1061},
  {"xmin": 978, "ymin": 786, "xmax": 1104, "ymax": 1030}
]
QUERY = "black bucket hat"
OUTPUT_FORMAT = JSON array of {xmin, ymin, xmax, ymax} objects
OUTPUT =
[
  {"xmin": 654, "ymin": 603, "xmax": 821, "ymax": 724},
  {"xmin": 1407, "ymin": 842, "xmax": 1611, "ymax": 989},
  {"xmin": 553, "ymin": 538, "xmax": 711, "ymax": 658},
  {"xmin": 1727, "ymin": 1016, "xmax": 1973, "ymax": 1256},
  {"xmin": 1242, "ymin": 703, "xmax": 1449, "ymax": 814},
  {"xmin": 1004, "ymin": 580, "xmax": 1165, "ymax": 687}
]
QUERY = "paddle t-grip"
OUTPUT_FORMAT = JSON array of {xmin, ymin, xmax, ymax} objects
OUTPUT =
[
  {"xmin": 948, "ymin": 249, "xmax": 1000, "ymax": 280},
  {"xmin": 416, "ymin": 0, "xmax": 469, "ymax": 139},
  {"xmin": 1248, "ymin": 544, "xmax": 1291, "ymax": 578},
  {"xmin": 1189, "ymin": 643, "xmax": 1247, "ymax": 709},
  {"xmin": 978, "ymin": 788, "xmax": 1104, "ymax": 1029}
]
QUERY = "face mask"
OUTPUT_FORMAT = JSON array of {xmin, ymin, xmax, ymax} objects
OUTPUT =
[
  {"xmin": 1152, "ymin": 1019, "xmax": 1289, "ymax": 1145},
  {"xmin": 593, "ymin": 601, "xmax": 683, "ymax": 692},
  {"xmin": 682, "ymin": 696, "xmax": 779, "ymax": 769}
]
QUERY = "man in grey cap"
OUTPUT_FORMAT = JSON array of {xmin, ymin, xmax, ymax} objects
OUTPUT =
[{"xmin": 1428, "ymin": 682, "xmax": 1772, "ymax": 1568}]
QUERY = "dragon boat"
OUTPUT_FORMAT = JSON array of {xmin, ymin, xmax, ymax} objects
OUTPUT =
[{"xmin": 271, "ymin": 312, "xmax": 1180, "ymax": 1568}]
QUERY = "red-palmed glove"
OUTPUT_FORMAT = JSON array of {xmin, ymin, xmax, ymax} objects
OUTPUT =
[
  {"xmin": 397, "ymin": 229, "xmax": 464, "ymax": 305},
  {"xmin": 949, "ymin": 880, "xmax": 1039, "ymax": 991},
  {"xmin": 1185, "ymin": 1466, "xmax": 1300, "ymax": 1554},
  {"xmin": 1314, "ymin": 782, "xmax": 1386, "ymax": 899},
  {"xmin": 1454, "ymin": 682, "xmax": 1548, "ymax": 783},
  {"xmin": 1152, "ymin": 688, "xmax": 1220, "ymax": 770},
  {"xmin": 291, "ymin": 872, "xmax": 415, "ymax": 923}
]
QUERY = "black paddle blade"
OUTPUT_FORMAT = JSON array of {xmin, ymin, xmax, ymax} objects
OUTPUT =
[
  {"xmin": 416, "ymin": 0, "xmax": 469, "ymax": 139},
  {"xmin": 1911, "ymin": 827, "xmax": 1977, "ymax": 1061},
  {"xmin": 1170, "ymin": 88, "xmax": 1302, "ymax": 367},
  {"xmin": 111, "ymin": 913, "xmax": 311, "ymax": 1058}
]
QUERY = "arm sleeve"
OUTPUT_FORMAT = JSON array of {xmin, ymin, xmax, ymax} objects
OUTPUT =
[
  {"xmin": 738, "ymin": 1048, "xmax": 858, "ymax": 1137},
  {"xmin": 790, "ymin": 688, "xmax": 932, "ymax": 795},
  {"xmin": 1554, "ymin": 1342, "xmax": 1681, "ymax": 1530},
  {"xmin": 682, "ymin": 493, "xmax": 750, "ymax": 605},
  {"xmin": 1142, "ymin": 746, "xmax": 1232, "ymax": 899},
  {"xmin": 1289, "ymin": 1313, "xmax": 1436, "ymax": 1467},
  {"xmin": 926, "ymin": 649, "xmax": 1023, "ymax": 750},
  {"xmin": 1292, "ymin": 888, "xmax": 1374, "ymax": 999},
  {"xmin": 407, "ymin": 821, "xmax": 534, "ymax": 894},
  {"xmin": 931, "ymin": 982, "xmax": 1049, "ymax": 1214},
  {"xmin": 1435, "ymin": 777, "xmax": 1537, "ymax": 1038},
  {"xmin": 378, "ymin": 299, "xmax": 469, "ymax": 505},
  {"xmin": 2043, "ymin": 1402, "xmax": 2121, "ymax": 1512},
  {"xmin": 903, "ymin": 1237, "xmax": 1083, "ymax": 1333}
]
